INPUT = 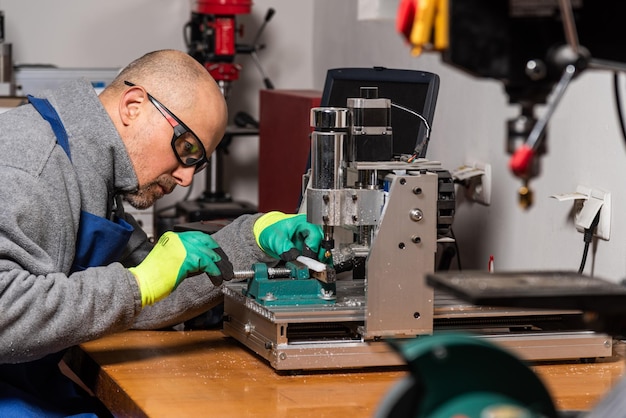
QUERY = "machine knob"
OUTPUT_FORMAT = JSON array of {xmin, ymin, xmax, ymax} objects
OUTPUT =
[
  {"xmin": 310, "ymin": 107, "xmax": 349, "ymax": 130},
  {"xmin": 410, "ymin": 208, "xmax": 424, "ymax": 222}
]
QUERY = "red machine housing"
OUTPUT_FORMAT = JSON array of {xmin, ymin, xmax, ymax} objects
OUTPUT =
[{"xmin": 188, "ymin": 0, "xmax": 253, "ymax": 90}]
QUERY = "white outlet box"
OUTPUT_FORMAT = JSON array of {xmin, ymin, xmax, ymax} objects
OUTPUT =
[
  {"xmin": 574, "ymin": 185, "xmax": 611, "ymax": 241},
  {"xmin": 471, "ymin": 162, "xmax": 492, "ymax": 206},
  {"xmin": 452, "ymin": 161, "xmax": 492, "ymax": 205}
]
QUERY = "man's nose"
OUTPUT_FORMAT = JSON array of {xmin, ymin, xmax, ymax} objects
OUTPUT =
[{"xmin": 172, "ymin": 165, "xmax": 196, "ymax": 187}]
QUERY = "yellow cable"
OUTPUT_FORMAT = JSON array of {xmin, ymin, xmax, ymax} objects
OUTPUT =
[
  {"xmin": 409, "ymin": 0, "xmax": 436, "ymax": 54},
  {"xmin": 434, "ymin": 0, "xmax": 449, "ymax": 51}
]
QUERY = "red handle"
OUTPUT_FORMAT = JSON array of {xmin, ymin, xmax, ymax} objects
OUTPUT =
[{"xmin": 509, "ymin": 144, "xmax": 534, "ymax": 177}]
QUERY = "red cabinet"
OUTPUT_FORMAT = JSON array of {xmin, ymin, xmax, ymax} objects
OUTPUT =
[{"xmin": 258, "ymin": 89, "xmax": 321, "ymax": 213}]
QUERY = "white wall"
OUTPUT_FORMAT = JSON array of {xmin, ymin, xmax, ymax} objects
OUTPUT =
[
  {"xmin": 312, "ymin": 0, "xmax": 626, "ymax": 282},
  {"xmin": 1, "ymin": 0, "xmax": 190, "ymax": 67}
]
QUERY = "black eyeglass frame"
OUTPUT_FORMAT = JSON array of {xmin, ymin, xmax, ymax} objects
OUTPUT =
[{"xmin": 124, "ymin": 80, "xmax": 208, "ymax": 173}]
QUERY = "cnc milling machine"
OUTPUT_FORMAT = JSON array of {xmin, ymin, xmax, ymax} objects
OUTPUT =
[{"xmin": 221, "ymin": 80, "xmax": 611, "ymax": 371}]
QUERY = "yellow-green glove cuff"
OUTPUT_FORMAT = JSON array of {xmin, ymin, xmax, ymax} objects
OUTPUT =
[
  {"xmin": 130, "ymin": 231, "xmax": 234, "ymax": 307},
  {"xmin": 130, "ymin": 232, "xmax": 187, "ymax": 306}
]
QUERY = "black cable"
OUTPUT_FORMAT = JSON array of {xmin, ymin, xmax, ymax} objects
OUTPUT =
[
  {"xmin": 449, "ymin": 228, "xmax": 462, "ymax": 271},
  {"xmin": 578, "ymin": 239, "xmax": 590, "ymax": 274},
  {"xmin": 578, "ymin": 211, "xmax": 601, "ymax": 274},
  {"xmin": 613, "ymin": 72, "xmax": 626, "ymax": 145}
]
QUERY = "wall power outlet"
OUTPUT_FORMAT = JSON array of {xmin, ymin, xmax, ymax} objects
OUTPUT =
[
  {"xmin": 451, "ymin": 161, "xmax": 492, "ymax": 206},
  {"xmin": 574, "ymin": 185, "xmax": 611, "ymax": 241}
]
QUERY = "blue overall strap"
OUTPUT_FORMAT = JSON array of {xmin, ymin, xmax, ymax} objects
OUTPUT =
[
  {"xmin": 27, "ymin": 95, "xmax": 72, "ymax": 161},
  {"xmin": 27, "ymin": 93, "xmax": 133, "ymax": 271}
]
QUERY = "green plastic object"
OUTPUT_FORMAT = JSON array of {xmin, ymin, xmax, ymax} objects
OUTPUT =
[
  {"xmin": 243, "ymin": 262, "xmax": 336, "ymax": 306},
  {"xmin": 376, "ymin": 333, "xmax": 558, "ymax": 418}
]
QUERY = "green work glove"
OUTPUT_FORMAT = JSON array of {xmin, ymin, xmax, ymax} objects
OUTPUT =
[
  {"xmin": 129, "ymin": 231, "xmax": 233, "ymax": 307},
  {"xmin": 253, "ymin": 211, "xmax": 326, "ymax": 262}
]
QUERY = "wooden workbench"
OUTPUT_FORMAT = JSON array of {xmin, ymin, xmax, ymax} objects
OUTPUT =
[{"xmin": 65, "ymin": 330, "xmax": 625, "ymax": 417}]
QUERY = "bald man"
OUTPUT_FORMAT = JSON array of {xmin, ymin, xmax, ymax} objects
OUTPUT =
[{"xmin": 0, "ymin": 49, "xmax": 325, "ymax": 416}]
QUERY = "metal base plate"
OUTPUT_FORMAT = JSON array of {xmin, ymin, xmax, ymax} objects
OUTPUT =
[{"xmin": 222, "ymin": 280, "xmax": 613, "ymax": 371}]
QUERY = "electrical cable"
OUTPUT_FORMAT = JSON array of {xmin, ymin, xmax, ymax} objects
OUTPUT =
[
  {"xmin": 578, "ymin": 211, "xmax": 601, "ymax": 274},
  {"xmin": 450, "ymin": 228, "xmax": 462, "ymax": 271},
  {"xmin": 436, "ymin": 231, "xmax": 463, "ymax": 272},
  {"xmin": 578, "ymin": 235, "xmax": 591, "ymax": 274},
  {"xmin": 391, "ymin": 102, "xmax": 431, "ymax": 162},
  {"xmin": 612, "ymin": 72, "xmax": 626, "ymax": 145}
]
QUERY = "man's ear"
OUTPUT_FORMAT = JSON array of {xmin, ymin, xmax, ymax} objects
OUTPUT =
[{"xmin": 119, "ymin": 85, "xmax": 147, "ymax": 126}]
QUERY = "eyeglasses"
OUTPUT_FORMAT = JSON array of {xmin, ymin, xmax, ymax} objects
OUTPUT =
[{"xmin": 124, "ymin": 81, "xmax": 208, "ymax": 173}]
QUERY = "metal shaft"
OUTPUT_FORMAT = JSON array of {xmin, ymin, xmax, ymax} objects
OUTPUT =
[
  {"xmin": 526, "ymin": 64, "xmax": 576, "ymax": 150},
  {"xmin": 232, "ymin": 267, "xmax": 291, "ymax": 280}
]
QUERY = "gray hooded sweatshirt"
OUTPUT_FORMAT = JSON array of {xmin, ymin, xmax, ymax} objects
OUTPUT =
[{"xmin": 0, "ymin": 79, "xmax": 275, "ymax": 364}]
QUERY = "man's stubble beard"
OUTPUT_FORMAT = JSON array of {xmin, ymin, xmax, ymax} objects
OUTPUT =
[{"xmin": 123, "ymin": 174, "xmax": 177, "ymax": 210}]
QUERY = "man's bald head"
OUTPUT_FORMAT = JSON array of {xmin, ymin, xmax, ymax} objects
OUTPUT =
[{"xmin": 104, "ymin": 49, "xmax": 225, "ymax": 116}]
